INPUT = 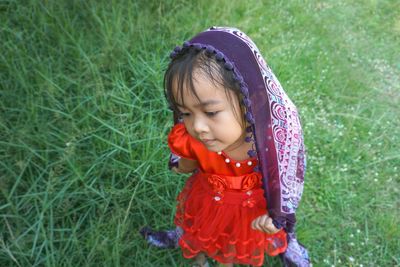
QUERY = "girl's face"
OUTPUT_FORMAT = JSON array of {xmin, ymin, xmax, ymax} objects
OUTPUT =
[{"xmin": 173, "ymin": 71, "xmax": 246, "ymax": 153}]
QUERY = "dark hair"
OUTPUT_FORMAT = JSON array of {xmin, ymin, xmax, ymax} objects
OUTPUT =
[{"xmin": 164, "ymin": 47, "xmax": 246, "ymax": 126}]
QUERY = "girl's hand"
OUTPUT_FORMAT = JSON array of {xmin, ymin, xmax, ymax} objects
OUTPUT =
[
  {"xmin": 171, "ymin": 158, "xmax": 199, "ymax": 174},
  {"xmin": 251, "ymin": 214, "xmax": 280, "ymax": 234},
  {"xmin": 171, "ymin": 166, "xmax": 187, "ymax": 174}
]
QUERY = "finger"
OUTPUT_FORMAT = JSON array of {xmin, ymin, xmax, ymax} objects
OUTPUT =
[
  {"xmin": 172, "ymin": 167, "xmax": 182, "ymax": 173},
  {"xmin": 259, "ymin": 215, "xmax": 269, "ymax": 231},
  {"xmin": 263, "ymin": 217, "xmax": 274, "ymax": 233},
  {"xmin": 251, "ymin": 217, "xmax": 261, "ymax": 230},
  {"xmin": 252, "ymin": 217, "xmax": 263, "ymax": 231},
  {"xmin": 260, "ymin": 216, "xmax": 274, "ymax": 233},
  {"xmin": 266, "ymin": 218, "xmax": 280, "ymax": 234},
  {"xmin": 260, "ymin": 215, "xmax": 268, "ymax": 226},
  {"xmin": 251, "ymin": 219, "xmax": 256, "ymax": 229},
  {"xmin": 265, "ymin": 217, "xmax": 273, "ymax": 227},
  {"xmin": 252, "ymin": 215, "xmax": 265, "ymax": 232}
]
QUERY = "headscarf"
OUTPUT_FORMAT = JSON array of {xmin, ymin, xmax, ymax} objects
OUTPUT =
[{"xmin": 167, "ymin": 27, "xmax": 310, "ymax": 266}]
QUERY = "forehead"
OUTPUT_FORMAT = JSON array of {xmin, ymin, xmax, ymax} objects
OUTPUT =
[{"xmin": 172, "ymin": 71, "xmax": 232, "ymax": 108}]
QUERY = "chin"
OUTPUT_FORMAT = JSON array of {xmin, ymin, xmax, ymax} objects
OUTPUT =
[
  {"xmin": 206, "ymin": 147, "xmax": 220, "ymax": 152},
  {"xmin": 203, "ymin": 143, "xmax": 223, "ymax": 152}
]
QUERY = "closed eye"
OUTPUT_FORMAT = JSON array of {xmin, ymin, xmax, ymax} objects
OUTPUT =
[
  {"xmin": 179, "ymin": 112, "xmax": 191, "ymax": 117},
  {"xmin": 205, "ymin": 111, "xmax": 219, "ymax": 117}
]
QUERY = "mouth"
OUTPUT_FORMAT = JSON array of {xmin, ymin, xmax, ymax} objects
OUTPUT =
[{"xmin": 201, "ymin": 139, "xmax": 216, "ymax": 145}]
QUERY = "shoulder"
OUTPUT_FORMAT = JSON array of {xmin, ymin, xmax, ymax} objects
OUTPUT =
[{"xmin": 168, "ymin": 123, "xmax": 200, "ymax": 160}]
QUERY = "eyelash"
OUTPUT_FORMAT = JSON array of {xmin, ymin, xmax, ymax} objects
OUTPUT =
[
  {"xmin": 205, "ymin": 111, "xmax": 219, "ymax": 117},
  {"xmin": 179, "ymin": 111, "xmax": 219, "ymax": 117}
]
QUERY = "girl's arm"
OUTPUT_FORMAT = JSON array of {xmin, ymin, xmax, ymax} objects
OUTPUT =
[{"xmin": 172, "ymin": 158, "xmax": 199, "ymax": 173}]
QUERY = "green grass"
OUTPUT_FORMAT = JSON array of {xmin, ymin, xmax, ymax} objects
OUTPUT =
[{"xmin": 0, "ymin": 0, "xmax": 399, "ymax": 266}]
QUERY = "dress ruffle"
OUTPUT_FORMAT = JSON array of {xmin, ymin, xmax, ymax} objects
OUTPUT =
[{"xmin": 174, "ymin": 172, "xmax": 287, "ymax": 266}]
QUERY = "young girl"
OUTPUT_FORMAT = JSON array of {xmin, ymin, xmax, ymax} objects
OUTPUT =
[{"xmin": 141, "ymin": 27, "xmax": 310, "ymax": 267}]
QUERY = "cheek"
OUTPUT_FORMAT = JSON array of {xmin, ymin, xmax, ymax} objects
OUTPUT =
[
  {"xmin": 214, "ymin": 113, "xmax": 244, "ymax": 137},
  {"xmin": 182, "ymin": 120, "xmax": 195, "ymax": 137},
  {"xmin": 217, "ymin": 111, "xmax": 243, "ymax": 129}
]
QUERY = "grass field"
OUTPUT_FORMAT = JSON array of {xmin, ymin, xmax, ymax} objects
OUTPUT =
[{"xmin": 1, "ymin": 0, "xmax": 399, "ymax": 266}]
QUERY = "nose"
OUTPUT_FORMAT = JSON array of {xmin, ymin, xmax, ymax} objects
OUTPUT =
[{"xmin": 192, "ymin": 116, "xmax": 209, "ymax": 135}]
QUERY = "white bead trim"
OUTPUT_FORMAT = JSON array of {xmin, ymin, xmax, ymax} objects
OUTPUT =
[{"xmin": 217, "ymin": 151, "xmax": 254, "ymax": 167}]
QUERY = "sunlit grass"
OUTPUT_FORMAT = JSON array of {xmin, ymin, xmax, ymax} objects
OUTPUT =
[{"xmin": 0, "ymin": 0, "xmax": 399, "ymax": 266}]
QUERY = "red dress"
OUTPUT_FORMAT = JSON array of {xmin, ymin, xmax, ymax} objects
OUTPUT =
[{"xmin": 168, "ymin": 123, "xmax": 287, "ymax": 266}]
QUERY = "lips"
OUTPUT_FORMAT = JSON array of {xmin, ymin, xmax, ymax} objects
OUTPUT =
[{"xmin": 201, "ymin": 139, "xmax": 216, "ymax": 145}]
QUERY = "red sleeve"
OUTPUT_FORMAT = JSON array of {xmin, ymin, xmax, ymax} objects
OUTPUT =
[{"xmin": 167, "ymin": 123, "xmax": 197, "ymax": 160}]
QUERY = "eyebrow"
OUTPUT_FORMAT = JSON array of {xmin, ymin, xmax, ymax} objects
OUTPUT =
[{"xmin": 176, "ymin": 99, "xmax": 222, "ymax": 108}]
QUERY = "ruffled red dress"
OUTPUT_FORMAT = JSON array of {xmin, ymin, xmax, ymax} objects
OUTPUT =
[{"xmin": 168, "ymin": 123, "xmax": 288, "ymax": 266}]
